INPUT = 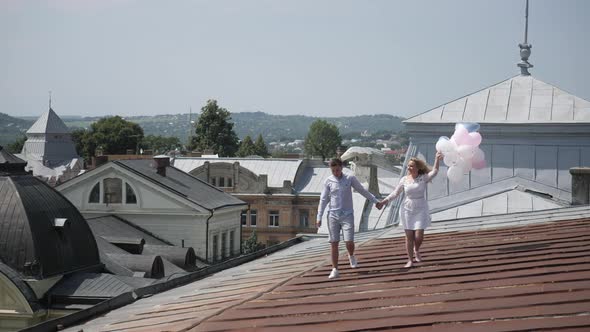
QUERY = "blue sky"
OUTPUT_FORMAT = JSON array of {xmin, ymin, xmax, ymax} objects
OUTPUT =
[{"xmin": 1, "ymin": 0, "xmax": 588, "ymax": 118}]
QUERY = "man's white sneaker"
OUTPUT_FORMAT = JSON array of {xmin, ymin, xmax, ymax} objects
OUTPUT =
[
  {"xmin": 328, "ymin": 268, "xmax": 339, "ymax": 279},
  {"xmin": 349, "ymin": 255, "xmax": 358, "ymax": 268}
]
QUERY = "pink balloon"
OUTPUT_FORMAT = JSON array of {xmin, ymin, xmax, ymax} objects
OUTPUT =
[
  {"xmin": 472, "ymin": 159, "xmax": 487, "ymax": 169},
  {"xmin": 451, "ymin": 126, "xmax": 470, "ymax": 145},
  {"xmin": 466, "ymin": 132, "xmax": 482, "ymax": 146}
]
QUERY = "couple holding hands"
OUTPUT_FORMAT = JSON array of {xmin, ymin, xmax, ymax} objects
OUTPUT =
[{"xmin": 317, "ymin": 151, "xmax": 443, "ymax": 279}]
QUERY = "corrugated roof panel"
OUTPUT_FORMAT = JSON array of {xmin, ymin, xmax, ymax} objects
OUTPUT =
[
  {"xmin": 173, "ymin": 158, "xmax": 303, "ymax": 188},
  {"xmin": 462, "ymin": 89, "xmax": 488, "ymax": 122},
  {"xmin": 26, "ymin": 108, "xmax": 71, "ymax": 134},
  {"xmin": 440, "ymin": 98, "xmax": 466, "ymax": 122},
  {"xmin": 60, "ymin": 205, "xmax": 590, "ymax": 332},
  {"xmin": 506, "ymin": 77, "xmax": 532, "ymax": 121},
  {"xmin": 455, "ymin": 199, "xmax": 483, "ymax": 219},
  {"xmin": 405, "ymin": 75, "xmax": 590, "ymax": 124},
  {"xmin": 506, "ymin": 190, "xmax": 534, "ymax": 213}
]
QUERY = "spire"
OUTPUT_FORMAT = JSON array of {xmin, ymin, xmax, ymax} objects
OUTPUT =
[
  {"xmin": 49, "ymin": 90, "xmax": 52, "ymax": 110},
  {"xmin": 517, "ymin": 0, "xmax": 533, "ymax": 76}
]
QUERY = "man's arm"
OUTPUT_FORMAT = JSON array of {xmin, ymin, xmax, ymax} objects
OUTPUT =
[
  {"xmin": 316, "ymin": 181, "xmax": 330, "ymax": 227},
  {"xmin": 350, "ymin": 176, "xmax": 378, "ymax": 204}
]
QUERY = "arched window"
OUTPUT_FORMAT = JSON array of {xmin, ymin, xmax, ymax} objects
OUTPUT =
[
  {"xmin": 103, "ymin": 178, "xmax": 123, "ymax": 204},
  {"xmin": 125, "ymin": 183, "xmax": 137, "ymax": 204},
  {"xmin": 89, "ymin": 182, "xmax": 100, "ymax": 203}
]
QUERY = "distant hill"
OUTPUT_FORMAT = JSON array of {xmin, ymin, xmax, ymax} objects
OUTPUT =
[
  {"xmin": 0, "ymin": 113, "xmax": 33, "ymax": 146},
  {"xmin": 61, "ymin": 112, "xmax": 405, "ymax": 142},
  {"xmin": 2, "ymin": 112, "xmax": 405, "ymax": 145}
]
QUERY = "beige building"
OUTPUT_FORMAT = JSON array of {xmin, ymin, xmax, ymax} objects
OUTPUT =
[{"xmin": 174, "ymin": 158, "xmax": 325, "ymax": 246}]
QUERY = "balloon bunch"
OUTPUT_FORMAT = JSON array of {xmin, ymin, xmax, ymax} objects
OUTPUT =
[{"xmin": 435, "ymin": 123, "xmax": 486, "ymax": 183}]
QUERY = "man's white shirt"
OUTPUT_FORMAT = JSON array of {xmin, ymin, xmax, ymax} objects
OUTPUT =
[{"xmin": 317, "ymin": 173, "xmax": 379, "ymax": 221}]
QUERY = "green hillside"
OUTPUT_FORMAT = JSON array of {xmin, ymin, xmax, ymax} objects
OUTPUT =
[{"xmin": 2, "ymin": 112, "xmax": 405, "ymax": 145}]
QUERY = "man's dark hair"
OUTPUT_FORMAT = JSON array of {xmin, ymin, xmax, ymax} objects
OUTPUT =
[{"xmin": 329, "ymin": 158, "xmax": 343, "ymax": 167}]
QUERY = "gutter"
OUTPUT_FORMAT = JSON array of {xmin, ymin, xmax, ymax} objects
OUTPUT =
[{"xmin": 205, "ymin": 209, "xmax": 213, "ymax": 263}]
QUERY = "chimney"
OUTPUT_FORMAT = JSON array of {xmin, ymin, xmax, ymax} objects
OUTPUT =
[
  {"xmin": 153, "ymin": 155, "xmax": 170, "ymax": 177},
  {"xmin": 570, "ymin": 167, "xmax": 590, "ymax": 205}
]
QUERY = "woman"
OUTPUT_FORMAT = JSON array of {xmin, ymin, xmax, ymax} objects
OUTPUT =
[{"xmin": 377, "ymin": 151, "xmax": 443, "ymax": 268}]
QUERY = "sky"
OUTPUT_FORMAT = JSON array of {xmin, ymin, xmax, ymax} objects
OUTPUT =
[{"xmin": 1, "ymin": 0, "xmax": 588, "ymax": 118}]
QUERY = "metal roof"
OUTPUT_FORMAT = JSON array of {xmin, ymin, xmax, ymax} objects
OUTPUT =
[
  {"xmin": 48, "ymin": 272, "xmax": 154, "ymax": 301},
  {"xmin": 114, "ymin": 159, "xmax": 247, "ymax": 211},
  {"xmin": 294, "ymin": 166, "xmax": 336, "ymax": 194},
  {"xmin": 26, "ymin": 108, "xmax": 71, "ymax": 134},
  {"xmin": 0, "ymin": 174, "xmax": 101, "ymax": 279},
  {"xmin": 0, "ymin": 262, "xmax": 43, "ymax": 312},
  {"xmin": 405, "ymin": 75, "xmax": 590, "ymax": 124},
  {"xmin": 85, "ymin": 214, "xmax": 171, "ymax": 246},
  {"xmin": 431, "ymin": 188, "xmax": 564, "ymax": 221},
  {"xmin": 173, "ymin": 157, "xmax": 303, "ymax": 188},
  {"xmin": 0, "ymin": 145, "xmax": 27, "ymax": 172},
  {"xmin": 61, "ymin": 205, "xmax": 590, "ymax": 332}
]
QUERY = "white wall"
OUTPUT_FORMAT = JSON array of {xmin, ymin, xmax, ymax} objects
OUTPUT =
[{"xmin": 208, "ymin": 209, "xmax": 242, "ymax": 261}]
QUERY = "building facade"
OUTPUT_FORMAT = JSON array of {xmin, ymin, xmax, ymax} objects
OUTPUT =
[
  {"xmin": 174, "ymin": 158, "xmax": 322, "ymax": 246},
  {"xmin": 57, "ymin": 157, "xmax": 247, "ymax": 263}
]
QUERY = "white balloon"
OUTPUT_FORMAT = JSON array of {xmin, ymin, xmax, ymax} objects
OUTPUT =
[
  {"xmin": 457, "ymin": 145, "xmax": 475, "ymax": 160},
  {"xmin": 447, "ymin": 165, "xmax": 463, "ymax": 183},
  {"xmin": 472, "ymin": 147, "xmax": 485, "ymax": 163},
  {"xmin": 437, "ymin": 137, "xmax": 456, "ymax": 154},
  {"xmin": 443, "ymin": 152, "xmax": 459, "ymax": 167},
  {"xmin": 436, "ymin": 136, "xmax": 449, "ymax": 152}
]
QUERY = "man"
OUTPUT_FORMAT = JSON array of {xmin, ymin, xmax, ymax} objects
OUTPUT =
[{"xmin": 317, "ymin": 158, "xmax": 381, "ymax": 279}]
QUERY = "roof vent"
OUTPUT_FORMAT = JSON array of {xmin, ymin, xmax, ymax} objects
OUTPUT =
[
  {"xmin": 53, "ymin": 218, "xmax": 69, "ymax": 229},
  {"xmin": 153, "ymin": 155, "xmax": 170, "ymax": 177}
]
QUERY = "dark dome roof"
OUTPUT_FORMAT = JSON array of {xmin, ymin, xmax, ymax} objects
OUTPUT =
[{"xmin": 0, "ymin": 174, "xmax": 101, "ymax": 279}]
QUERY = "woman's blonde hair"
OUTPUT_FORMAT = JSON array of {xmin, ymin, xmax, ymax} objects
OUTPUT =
[{"xmin": 408, "ymin": 157, "xmax": 431, "ymax": 175}]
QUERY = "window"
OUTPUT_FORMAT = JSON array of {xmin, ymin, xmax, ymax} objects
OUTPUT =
[
  {"xmin": 212, "ymin": 235, "xmax": 219, "ymax": 262},
  {"xmin": 221, "ymin": 232, "xmax": 227, "ymax": 259},
  {"xmin": 219, "ymin": 177, "xmax": 225, "ymax": 187},
  {"xmin": 241, "ymin": 210, "xmax": 248, "ymax": 226},
  {"xmin": 227, "ymin": 177, "xmax": 233, "ymax": 187},
  {"xmin": 89, "ymin": 183, "xmax": 100, "ymax": 203},
  {"xmin": 299, "ymin": 210, "xmax": 309, "ymax": 228},
  {"xmin": 125, "ymin": 183, "xmax": 137, "ymax": 204},
  {"xmin": 211, "ymin": 177, "xmax": 216, "ymax": 186},
  {"xmin": 250, "ymin": 210, "xmax": 257, "ymax": 227},
  {"xmin": 269, "ymin": 210, "xmax": 280, "ymax": 227},
  {"xmin": 230, "ymin": 231, "xmax": 235, "ymax": 255},
  {"xmin": 103, "ymin": 178, "xmax": 122, "ymax": 203}
]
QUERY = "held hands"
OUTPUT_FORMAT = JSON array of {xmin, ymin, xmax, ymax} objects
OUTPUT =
[{"xmin": 375, "ymin": 200, "xmax": 387, "ymax": 210}]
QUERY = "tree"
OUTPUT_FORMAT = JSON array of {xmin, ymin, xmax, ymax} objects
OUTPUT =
[
  {"xmin": 189, "ymin": 100, "xmax": 239, "ymax": 157},
  {"xmin": 141, "ymin": 135, "xmax": 182, "ymax": 154},
  {"xmin": 304, "ymin": 119, "xmax": 342, "ymax": 161},
  {"xmin": 6, "ymin": 136, "xmax": 26, "ymax": 154},
  {"xmin": 242, "ymin": 231, "xmax": 265, "ymax": 254},
  {"xmin": 71, "ymin": 117, "xmax": 144, "ymax": 159},
  {"xmin": 71, "ymin": 128, "xmax": 90, "ymax": 158},
  {"xmin": 236, "ymin": 135, "xmax": 256, "ymax": 157},
  {"xmin": 254, "ymin": 134, "xmax": 269, "ymax": 157}
]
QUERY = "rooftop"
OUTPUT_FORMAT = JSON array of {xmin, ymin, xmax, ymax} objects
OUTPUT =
[
  {"xmin": 112, "ymin": 159, "xmax": 247, "ymax": 211},
  {"xmin": 405, "ymin": 75, "xmax": 590, "ymax": 124},
  {"xmin": 58, "ymin": 205, "xmax": 590, "ymax": 332}
]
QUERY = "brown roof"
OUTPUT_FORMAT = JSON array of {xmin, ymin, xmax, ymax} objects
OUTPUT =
[{"xmin": 63, "ymin": 216, "xmax": 590, "ymax": 332}]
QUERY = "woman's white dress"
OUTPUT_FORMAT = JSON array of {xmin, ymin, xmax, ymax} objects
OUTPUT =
[{"xmin": 385, "ymin": 169, "xmax": 438, "ymax": 230}]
